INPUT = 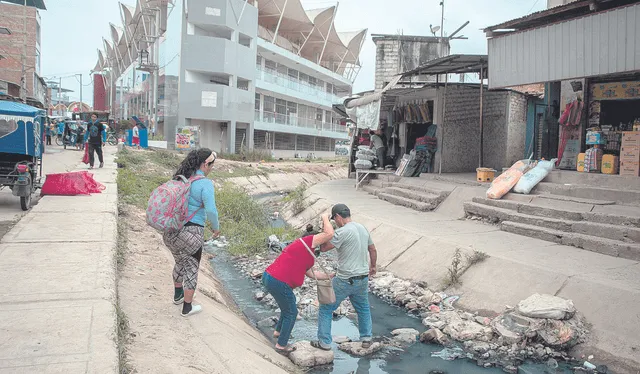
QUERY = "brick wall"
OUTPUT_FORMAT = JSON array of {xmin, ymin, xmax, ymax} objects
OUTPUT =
[
  {"xmin": 0, "ymin": 3, "xmax": 39, "ymax": 99},
  {"xmin": 439, "ymin": 85, "xmax": 515, "ymax": 173},
  {"xmin": 374, "ymin": 38, "xmax": 447, "ymax": 90},
  {"xmin": 506, "ymin": 92, "xmax": 528, "ymax": 165}
]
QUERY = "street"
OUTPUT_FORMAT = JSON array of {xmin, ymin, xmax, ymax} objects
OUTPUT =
[{"xmin": 0, "ymin": 144, "xmax": 86, "ymax": 240}]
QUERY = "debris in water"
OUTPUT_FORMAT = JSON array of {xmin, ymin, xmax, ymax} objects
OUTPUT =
[{"xmin": 431, "ymin": 347, "xmax": 465, "ymax": 361}]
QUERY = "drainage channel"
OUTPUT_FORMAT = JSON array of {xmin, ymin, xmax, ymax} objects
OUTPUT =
[
  {"xmin": 207, "ymin": 192, "xmax": 573, "ymax": 373},
  {"xmin": 209, "ymin": 247, "xmax": 574, "ymax": 374}
]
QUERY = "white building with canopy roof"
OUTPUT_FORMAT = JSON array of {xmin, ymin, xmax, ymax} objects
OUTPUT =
[{"xmin": 91, "ymin": 0, "xmax": 366, "ymax": 156}]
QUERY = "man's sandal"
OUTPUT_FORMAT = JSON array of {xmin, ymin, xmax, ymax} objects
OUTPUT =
[{"xmin": 310, "ymin": 341, "xmax": 332, "ymax": 351}]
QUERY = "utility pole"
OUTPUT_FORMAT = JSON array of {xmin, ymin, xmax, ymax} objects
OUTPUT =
[
  {"xmin": 76, "ymin": 74, "xmax": 83, "ymax": 109},
  {"xmin": 57, "ymin": 77, "xmax": 61, "ymax": 115}
]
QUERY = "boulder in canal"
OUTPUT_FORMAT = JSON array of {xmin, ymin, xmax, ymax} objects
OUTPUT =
[
  {"xmin": 338, "ymin": 341, "xmax": 384, "ymax": 356},
  {"xmin": 289, "ymin": 341, "xmax": 334, "ymax": 367}
]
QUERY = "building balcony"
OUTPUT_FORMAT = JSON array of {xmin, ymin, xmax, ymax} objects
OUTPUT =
[
  {"xmin": 256, "ymin": 67, "xmax": 342, "ymax": 108},
  {"xmin": 254, "ymin": 109, "xmax": 348, "ymax": 139},
  {"xmin": 183, "ymin": 35, "xmax": 255, "ymax": 78}
]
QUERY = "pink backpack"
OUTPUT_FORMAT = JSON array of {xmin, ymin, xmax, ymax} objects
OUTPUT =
[{"xmin": 146, "ymin": 175, "xmax": 205, "ymax": 233}]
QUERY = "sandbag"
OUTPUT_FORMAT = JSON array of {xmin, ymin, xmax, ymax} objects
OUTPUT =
[
  {"xmin": 355, "ymin": 151, "xmax": 376, "ymax": 161},
  {"xmin": 486, "ymin": 160, "xmax": 536, "ymax": 199},
  {"xmin": 516, "ymin": 293, "xmax": 576, "ymax": 320},
  {"xmin": 513, "ymin": 159, "xmax": 557, "ymax": 194},
  {"xmin": 41, "ymin": 171, "xmax": 106, "ymax": 196},
  {"xmin": 357, "ymin": 145, "xmax": 375, "ymax": 155},
  {"xmin": 354, "ymin": 159, "xmax": 373, "ymax": 170}
]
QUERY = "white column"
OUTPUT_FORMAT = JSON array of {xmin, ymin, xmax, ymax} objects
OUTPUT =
[{"xmin": 228, "ymin": 121, "xmax": 236, "ymax": 154}]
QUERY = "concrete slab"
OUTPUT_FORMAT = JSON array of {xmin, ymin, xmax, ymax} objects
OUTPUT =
[
  {"xmin": 527, "ymin": 197, "xmax": 595, "ymax": 212},
  {"xmin": 0, "ymin": 242, "xmax": 116, "ymax": 303},
  {"xmin": 385, "ymin": 236, "xmax": 474, "ymax": 289},
  {"xmin": 31, "ymin": 194, "xmax": 117, "ymax": 214},
  {"xmin": 592, "ymin": 204, "xmax": 640, "ymax": 218},
  {"xmin": 454, "ymin": 257, "xmax": 568, "ymax": 313},
  {"xmin": 0, "ymin": 299, "xmax": 118, "ymax": 374},
  {"xmin": 368, "ymin": 224, "xmax": 421, "ymax": 268},
  {"xmin": 1, "ymin": 212, "xmax": 116, "ymax": 243},
  {"xmin": 558, "ymin": 278, "xmax": 640, "ymax": 368},
  {"xmin": 435, "ymin": 185, "xmax": 486, "ymax": 219}
]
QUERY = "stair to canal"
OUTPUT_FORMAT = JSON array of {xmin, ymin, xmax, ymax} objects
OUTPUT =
[
  {"xmin": 362, "ymin": 180, "xmax": 450, "ymax": 212},
  {"xmin": 464, "ymin": 194, "xmax": 640, "ymax": 261}
]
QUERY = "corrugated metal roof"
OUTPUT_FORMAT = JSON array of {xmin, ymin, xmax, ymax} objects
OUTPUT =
[
  {"xmin": 401, "ymin": 54, "xmax": 488, "ymax": 77},
  {"xmin": 484, "ymin": 0, "xmax": 640, "ymax": 36}
]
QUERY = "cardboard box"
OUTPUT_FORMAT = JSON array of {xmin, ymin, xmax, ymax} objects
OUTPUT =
[
  {"xmin": 586, "ymin": 131, "xmax": 606, "ymax": 145},
  {"xmin": 601, "ymin": 155, "xmax": 619, "ymax": 174},
  {"xmin": 621, "ymin": 131, "xmax": 640, "ymax": 147},
  {"xmin": 576, "ymin": 153, "xmax": 585, "ymax": 172},
  {"xmin": 620, "ymin": 160, "xmax": 640, "ymax": 177},
  {"xmin": 620, "ymin": 146, "xmax": 640, "ymax": 162}
]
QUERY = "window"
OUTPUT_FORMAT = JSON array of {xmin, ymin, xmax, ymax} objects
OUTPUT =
[
  {"xmin": 326, "ymin": 83, "xmax": 333, "ymax": 94},
  {"xmin": 263, "ymin": 95, "xmax": 275, "ymax": 112},
  {"xmin": 287, "ymin": 68, "xmax": 298, "ymax": 81},
  {"xmin": 265, "ymin": 59, "xmax": 277, "ymax": 72},
  {"xmin": 256, "ymin": 55, "xmax": 262, "ymax": 68},
  {"xmin": 236, "ymin": 77, "xmax": 250, "ymax": 91},
  {"xmin": 238, "ymin": 33, "xmax": 252, "ymax": 48},
  {"xmin": 254, "ymin": 93, "xmax": 260, "ymax": 110}
]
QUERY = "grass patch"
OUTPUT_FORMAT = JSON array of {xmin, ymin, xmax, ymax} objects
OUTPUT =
[
  {"xmin": 147, "ymin": 149, "xmax": 184, "ymax": 170},
  {"xmin": 117, "ymin": 168, "xmax": 167, "ymax": 209},
  {"xmin": 213, "ymin": 184, "xmax": 299, "ymax": 256},
  {"xmin": 219, "ymin": 149, "xmax": 274, "ymax": 163},
  {"xmin": 115, "ymin": 148, "xmax": 147, "ymax": 169},
  {"xmin": 115, "ymin": 300, "xmax": 133, "ymax": 374},
  {"xmin": 466, "ymin": 250, "xmax": 489, "ymax": 266},
  {"xmin": 284, "ymin": 183, "xmax": 307, "ymax": 215},
  {"xmin": 209, "ymin": 165, "xmax": 271, "ymax": 180}
]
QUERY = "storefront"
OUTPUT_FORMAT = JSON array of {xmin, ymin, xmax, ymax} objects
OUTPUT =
[{"xmin": 582, "ymin": 78, "xmax": 640, "ymax": 176}]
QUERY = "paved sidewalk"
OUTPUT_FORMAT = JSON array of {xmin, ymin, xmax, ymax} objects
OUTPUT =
[
  {"xmin": 0, "ymin": 147, "xmax": 118, "ymax": 374},
  {"xmin": 304, "ymin": 179, "xmax": 640, "ymax": 372}
]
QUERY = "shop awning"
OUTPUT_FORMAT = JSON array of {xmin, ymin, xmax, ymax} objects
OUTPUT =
[
  {"xmin": 401, "ymin": 54, "xmax": 488, "ymax": 78},
  {"xmin": 343, "ymin": 75, "xmax": 403, "ymax": 130}
]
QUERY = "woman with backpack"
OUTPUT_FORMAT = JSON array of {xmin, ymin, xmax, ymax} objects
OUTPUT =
[{"xmin": 162, "ymin": 148, "xmax": 220, "ymax": 317}]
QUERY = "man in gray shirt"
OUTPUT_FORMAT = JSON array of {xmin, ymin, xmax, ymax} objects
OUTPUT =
[
  {"xmin": 311, "ymin": 204, "xmax": 378, "ymax": 351},
  {"xmin": 369, "ymin": 129, "xmax": 386, "ymax": 170}
]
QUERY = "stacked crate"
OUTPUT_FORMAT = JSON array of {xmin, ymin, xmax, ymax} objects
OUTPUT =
[{"xmin": 620, "ymin": 132, "xmax": 640, "ymax": 177}]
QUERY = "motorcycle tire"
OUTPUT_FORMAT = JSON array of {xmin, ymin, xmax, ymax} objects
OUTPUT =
[
  {"xmin": 55, "ymin": 137, "xmax": 63, "ymax": 146},
  {"xmin": 20, "ymin": 193, "xmax": 31, "ymax": 211}
]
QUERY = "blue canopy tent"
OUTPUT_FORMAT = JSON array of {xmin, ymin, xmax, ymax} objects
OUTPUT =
[{"xmin": 0, "ymin": 100, "xmax": 46, "ymax": 157}]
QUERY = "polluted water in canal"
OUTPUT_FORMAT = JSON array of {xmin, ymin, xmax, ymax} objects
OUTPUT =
[{"xmin": 208, "ymin": 245, "xmax": 574, "ymax": 374}]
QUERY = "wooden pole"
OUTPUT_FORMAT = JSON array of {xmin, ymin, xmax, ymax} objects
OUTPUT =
[{"xmin": 479, "ymin": 64, "xmax": 484, "ymax": 168}]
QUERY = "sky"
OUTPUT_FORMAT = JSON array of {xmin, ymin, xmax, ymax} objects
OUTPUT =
[{"xmin": 40, "ymin": 0, "xmax": 546, "ymax": 106}]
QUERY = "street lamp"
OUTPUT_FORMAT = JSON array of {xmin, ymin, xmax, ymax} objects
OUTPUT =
[{"xmin": 0, "ymin": 27, "xmax": 11, "ymax": 35}]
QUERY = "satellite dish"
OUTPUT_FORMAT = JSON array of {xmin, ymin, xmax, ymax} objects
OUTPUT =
[{"xmin": 430, "ymin": 25, "xmax": 441, "ymax": 36}]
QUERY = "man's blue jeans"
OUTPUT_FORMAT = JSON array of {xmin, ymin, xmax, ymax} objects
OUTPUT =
[
  {"xmin": 262, "ymin": 272, "xmax": 298, "ymax": 347},
  {"xmin": 317, "ymin": 276, "xmax": 372, "ymax": 348}
]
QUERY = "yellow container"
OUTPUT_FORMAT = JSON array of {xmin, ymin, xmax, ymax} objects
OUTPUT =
[
  {"xmin": 576, "ymin": 153, "xmax": 586, "ymax": 172},
  {"xmin": 602, "ymin": 155, "xmax": 619, "ymax": 174},
  {"xmin": 476, "ymin": 168, "xmax": 496, "ymax": 183}
]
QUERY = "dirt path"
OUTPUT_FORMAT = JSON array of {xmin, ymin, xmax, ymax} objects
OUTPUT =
[{"xmin": 118, "ymin": 207, "xmax": 298, "ymax": 374}]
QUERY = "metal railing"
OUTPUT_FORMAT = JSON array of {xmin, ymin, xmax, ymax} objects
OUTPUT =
[
  {"xmin": 256, "ymin": 66, "xmax": 342, "ymax": 103},
  {"xmin": 255, "ymin": 110, "xmax": 347, "ymax": 133}
]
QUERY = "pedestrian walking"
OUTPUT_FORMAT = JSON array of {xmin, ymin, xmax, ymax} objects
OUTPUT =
[
  {"xmin": 311, "ymin": 203, "xmax": 378, "ymax": 351},
  {"xmin": 132, "ymin": 123, "xmax": 140, "ymax": 150},
  {"xmin": 84, "ymin": 114, "xmax": 104, "ymax": 169},
  {"xmin": 45, "ymin": 122, "xmax": 52, "ymax": 145},
  {"xmin": 262, "ymin": 214, "xmax": 335, "ymax": 355},
  {"xmin": 161, "ymin": 149, "xmax": 220, "ymax": 317}
]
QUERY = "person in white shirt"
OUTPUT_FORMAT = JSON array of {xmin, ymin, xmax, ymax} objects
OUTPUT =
[{"xmin": 132, "ymin": 124, "xmax": 140, "ymax": 150}]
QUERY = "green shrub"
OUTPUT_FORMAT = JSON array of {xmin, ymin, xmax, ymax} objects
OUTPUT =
[{"xmin": 284, "ymin": 183, "xmax": 307, "ymax": 215}]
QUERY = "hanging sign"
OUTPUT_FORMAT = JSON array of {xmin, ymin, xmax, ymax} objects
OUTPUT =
[
  {"xmin": 591, "ymin": 81, "xmax": 640, "ymax": 100},
  {"xmin": 175, "ymin": 126, "xmax": 199, "ymax": 150}
]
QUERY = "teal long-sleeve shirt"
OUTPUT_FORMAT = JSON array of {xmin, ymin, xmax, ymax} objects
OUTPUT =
[{"xmin": 187, "ymin": 170, "xmax": 220, "ymax": 230}]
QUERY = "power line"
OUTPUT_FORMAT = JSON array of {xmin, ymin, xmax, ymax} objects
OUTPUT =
[{"xmin": 528, "ymin": 0, "xmax": 541, "ymax": 13}]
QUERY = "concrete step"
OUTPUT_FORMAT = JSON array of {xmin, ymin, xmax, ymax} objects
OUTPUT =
[
  {"xmin": 534, "ymin": 182, "xmax": 640, "ymax": 206},
  {"xmin": 465, "ymin": 202, "xmax": 640, "ymax": 243},
  {"xmin": 472, "ymin": 197, "xmax": 640, "ymax": 227},
  {"xmin": 501, "ymin": 221, "xmax": 640, "ymax": 261},
  {"xmin": 389, "ymin": 183, "xmax": 450, "ymax": 197},
  {"xmin": 362, "ymin": 185, "xmax": 380, "ymax": 196},
  {"xmin": 377, "ymin": 192, "xmax": 438, "ymax": 211},
  {"xmin": 383, "ymin": 187, "xmax": 443, "ymax": 204}
]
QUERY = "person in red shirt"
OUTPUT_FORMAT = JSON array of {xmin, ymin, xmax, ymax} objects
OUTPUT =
[{"xmin": 263, "ymin": 213, "xmax": 334, "ymax": 355}]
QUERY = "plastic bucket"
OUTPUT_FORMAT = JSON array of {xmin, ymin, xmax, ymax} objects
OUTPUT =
[{"xmin": 476, "ymin": 168, "xmax": 496, "ymax": 183}]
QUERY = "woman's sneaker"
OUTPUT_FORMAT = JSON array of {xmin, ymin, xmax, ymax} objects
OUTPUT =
[{"xmin": 181, "ymin": 304, "xmax": 202, "ymax": 317}]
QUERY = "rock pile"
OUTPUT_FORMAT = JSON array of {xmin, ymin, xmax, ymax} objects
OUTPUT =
[{"xmin": 234, "ymin": 254, "xmax": 589, "ymax": 371}]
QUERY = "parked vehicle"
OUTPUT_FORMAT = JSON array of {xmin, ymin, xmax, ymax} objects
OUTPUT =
[{"xmin": 0, "ymin": 100, "xmax": 46, "ymax": 210}]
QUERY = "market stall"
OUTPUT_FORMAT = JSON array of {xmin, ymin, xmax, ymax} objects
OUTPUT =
[{"xmin": 580, "ymin": 80, "xmax": 640, "ymax": 176}]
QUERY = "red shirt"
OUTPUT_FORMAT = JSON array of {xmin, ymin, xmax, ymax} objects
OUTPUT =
[{"xmin": 266, "ymin": 236, "xmax": 315, "ymax": 288}]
